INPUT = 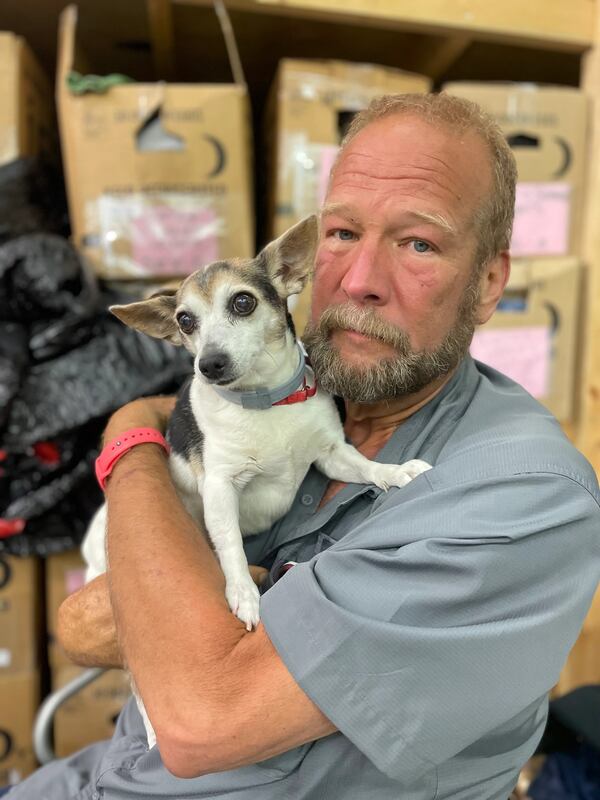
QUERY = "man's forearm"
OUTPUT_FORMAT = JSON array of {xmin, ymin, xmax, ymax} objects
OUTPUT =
[
  {"xmin": 105, "ymin": 445, "xmax": 250, "ymax": 741},
  {"xmin": 57, "ymin": 574, "xmax": 123, "ymax": 669}
]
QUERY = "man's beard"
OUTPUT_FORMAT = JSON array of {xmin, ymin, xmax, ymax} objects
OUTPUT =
[{"xmin": 303, "ymin": 281, "xmax": 480, "ymax": 403}]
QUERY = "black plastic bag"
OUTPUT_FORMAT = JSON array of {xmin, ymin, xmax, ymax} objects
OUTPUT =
[
  {"xmin": 0, "ymin": 228, "xmax": 190, "ymax": 556},
  {"xmin": 0, "ymin": 158, "xmax": 69, "ymax": 245}
]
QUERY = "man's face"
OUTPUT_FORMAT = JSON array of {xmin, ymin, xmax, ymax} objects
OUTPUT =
[{"xmin": 304, "ymin": 114, "xmax": 497, "ymax": 402}]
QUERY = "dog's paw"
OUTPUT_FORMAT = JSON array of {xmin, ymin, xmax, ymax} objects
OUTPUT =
[
  {"xmin": 226, "ymin": 574, "xmax": 261, "ymax": 631},
  {"xmin": 373, "ymin": 459, "xmax": 432, "ymax": 490}
]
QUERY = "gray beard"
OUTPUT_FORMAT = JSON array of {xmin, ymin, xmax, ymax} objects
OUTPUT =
[{"xmin": 303, "ymin": 288, "xmax": 479, "ymax": 403}]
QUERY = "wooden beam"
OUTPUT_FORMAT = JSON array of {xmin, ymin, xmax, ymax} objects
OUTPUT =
[
  {"xmin": 578, "ymin": 14, "xmax": 600, "ymax": 476},
  {"xmin": 400, "ymin": 35, "xmax": 472, "ymax": 81},
  {"xmin": 175, "ymin": 0, "xmax": 594, "ymax": 52},
  {"xmin": 146, "ymin": 0, "xmax": 176, "ymax": 80}
]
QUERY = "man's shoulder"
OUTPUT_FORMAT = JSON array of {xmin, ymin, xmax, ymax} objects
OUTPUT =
[{"xmin": 435, "ymin": 361, "xmax": 599, "ymax": 501}]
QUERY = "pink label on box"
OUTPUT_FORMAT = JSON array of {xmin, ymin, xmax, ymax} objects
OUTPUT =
[
  {"xmin": 318, "ymin": 145, "xmax": 341, "ymax": 206},
  {"xmin": 511, "ymin": 182, "xmax": 571, "ymax": 256},
  {"xmin": 65, "ymin": 568, "xmax": 86, "ymax": 595},
  {"xmin": 470, "ymin": 325, "xmax": 551, "ymax": 398},
  {"xmin": 132, "ymin": 206, "xmax": 219, "ymax": 274}
]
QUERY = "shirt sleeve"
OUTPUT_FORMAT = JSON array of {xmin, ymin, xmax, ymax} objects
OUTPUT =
[{"xmin": 259, "ymin": 465, "xmax": 600, "ymax": 785}]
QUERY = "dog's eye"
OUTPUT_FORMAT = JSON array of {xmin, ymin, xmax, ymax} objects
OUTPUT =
[
  {"xmin": 231, "ymin": 293, "xmax": 256, "ymax": 316},
  {"xmin": 176, "ymin": 311, "xmax": 196, "ymax": 334}
]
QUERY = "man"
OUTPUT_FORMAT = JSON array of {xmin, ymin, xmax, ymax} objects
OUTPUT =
[{"xmin": 10, "ymin": 93, "xmax": 599, "ymax": 799}]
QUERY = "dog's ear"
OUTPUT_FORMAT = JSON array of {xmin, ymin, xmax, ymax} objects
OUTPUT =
[
  {"xmin": 260, "ymin": 215, "xmax": 318, "ymax": 298},
  {"xmin": 110, "ymin": 288, "xmax": 182, "ymax": 345}
]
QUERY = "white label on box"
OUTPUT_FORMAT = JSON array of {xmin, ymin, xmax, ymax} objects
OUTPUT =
[
  {"xmin": 290, "ymin": 137, "xmax": 339, "ymax": 218},
  {"xmin": 471, "ymin": 325, "xmax": 551, "ymax": 398},
  {"xmin": 511, "ymin": 182, "xmax": 571, "ymax": 256},
  {"xmin": 0, "ymin": 648, "xmax": 12, "ymax": 667},
  {"xmin": 96, "ymin": 193, "xmax": 225, "ymax": 276}
]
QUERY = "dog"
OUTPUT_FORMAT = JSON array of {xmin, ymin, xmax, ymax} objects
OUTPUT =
[{"xmin": 81, "ymin": 214, "xmax": 431, "ymax": 747}]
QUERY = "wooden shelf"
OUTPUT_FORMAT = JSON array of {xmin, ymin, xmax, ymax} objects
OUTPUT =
[{"xmin": 179, "ymin": 0, "xmax": 595, "ymax": 51}]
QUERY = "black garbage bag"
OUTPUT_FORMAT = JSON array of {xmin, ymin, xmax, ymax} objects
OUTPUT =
[
  {"xmin": 0, "ymin": 233, "xmax": 98, "ymax": 326},
  {"xmin": 0, "ymin": 158, "xmax": 69, "ymax": 245},
  {"xmin": 0, "ymin": 321, "xmax": 28, "ymax": 429},
  {"xmin": 3, "ymin": 311, "xmax": 190, "ymax": 448},
  {"xmin": 0, "ymin": 421, "xmax": 104, "ymax": 557},
  {"xmin": 0, "ymin": 232, "xmax": 190, "ymax": 556}
]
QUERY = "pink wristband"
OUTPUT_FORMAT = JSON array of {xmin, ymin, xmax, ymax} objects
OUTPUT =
[{"xmin": 95, "ymin": 427, "xmax": 170, "ymax": 491}]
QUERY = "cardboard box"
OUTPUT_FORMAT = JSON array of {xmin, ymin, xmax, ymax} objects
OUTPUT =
[
  {"xmin": 0, "ymin": 32, "xmax": 54, "ymax": 166},
  {"xmin": 443, "ymin": 82, "xmax": 588, "ymax": 258},
  {"xmin": 0, "ymin": 670, "xmax": 39, "ymax": 787},
  {"xmin": 267, "ymin": 58, "xmax": 431, "ymax": 332},
  {"xmin": 56, "ymin": 5, "xmax": 254, "ymax": 279},
  {"xmin": 470, "ymin": 258, "xmax": 581, "ymax": 421},
  {"xmin": 45, "ymin": 550, "xmax": 86, "ymax": 669},
  {"xmin": 53, "ymin": 666, "xmax": 130, "ymax": 757},
  {"xmin": 0, "ymin": 556, "xmax": 41, "ymax": 674}
]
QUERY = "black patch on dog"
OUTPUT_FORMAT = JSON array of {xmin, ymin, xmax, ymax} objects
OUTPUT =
[
  {"xmin": 286, "ymin": 309, "xmax": 297, "ymax": 338},
  {"xmin": 167, "ymin": 378, "xmax": 204, "ymax": 460},
  {"xmin": 251, "ymin": 259, "xmax": 286, "ymax": 313}
]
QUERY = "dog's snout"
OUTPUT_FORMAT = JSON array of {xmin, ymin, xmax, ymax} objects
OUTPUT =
[{"xmin": 197, "ymin": 351, "xmax": 231, "ymax": 381}]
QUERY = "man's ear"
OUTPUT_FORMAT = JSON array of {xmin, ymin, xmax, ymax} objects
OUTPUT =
[
  {"xmin": 260, "ymin": 215, "xmax": 319, "ymax": 298},
  {"xmin": 110, "ymin": 288, "xmax": 182, "ymax": 345},
  {"xmin": 475, "ymin": 251, "xmax": 511, "ymax": 325}
]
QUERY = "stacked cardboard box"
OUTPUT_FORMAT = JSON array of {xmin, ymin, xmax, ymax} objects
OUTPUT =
[
  {"xmin": 57, "ymin": 5, "xmax": 254, "ymax": 280},
  {"xmin": 266, "ymin": 59, "xmax": 431, "ymax": 333},
  {"xmin": 443, "ymin": 82, "xmax": 588, "ymax": 259},
  {"xmin": 443, "ymin": 82, "xmax": 588, "ymax": 421},
  {"xmin": 470, "ymin": 259, "xmax": 581, "ymax": 421},
  {"xmin": 0, "ymin": 556, "xmax": 41, "ymax": 787},
  {"xmin": 45, "ymin": 550, "xmax": 131, "ymax": 758},
  {"xmin": 0, "ymin": 31, "xmax": 54, "ymax": 166}
]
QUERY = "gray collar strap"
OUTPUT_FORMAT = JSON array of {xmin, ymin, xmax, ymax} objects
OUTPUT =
[{"xmin": 212, "ymin": 344, "xmax": 310, "ymax": 410}]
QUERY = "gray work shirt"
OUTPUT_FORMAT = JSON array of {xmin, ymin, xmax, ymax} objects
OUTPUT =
[{"xmin": 12, "ymin": 357, "xmax": 600, "ymax": 800}]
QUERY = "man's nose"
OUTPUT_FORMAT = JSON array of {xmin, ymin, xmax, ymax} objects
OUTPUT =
[{"xmin": 339, "ymin": 239, "xmax": 389, "ymax": 306}]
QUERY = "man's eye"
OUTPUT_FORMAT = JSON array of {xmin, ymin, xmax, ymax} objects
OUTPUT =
[
  {"xmin": 176, "ymin": 311, "xmax": 196, "ymax": 334},
  {"xmin": 333, "ymin": 229, "xmax": 356, "ymax": 241},
  {"xmin": 412, "ymin": 239, "xmax": 432, "ymax": 253}
]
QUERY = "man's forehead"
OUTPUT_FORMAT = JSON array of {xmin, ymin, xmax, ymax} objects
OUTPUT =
[{"xmin": 327, "ymin": 116, "xmax": 491, "ymax": 223}]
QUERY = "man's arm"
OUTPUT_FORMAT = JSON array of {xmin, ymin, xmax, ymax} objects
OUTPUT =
[
  {"xmin": 102, "ymin": 399, "xmax": 335, "ymax": 778},
  {"xmin": 57, "ymin": 566, "xmax": 268, "ymax": 670}
]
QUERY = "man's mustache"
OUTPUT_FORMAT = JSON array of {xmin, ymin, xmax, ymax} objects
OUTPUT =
[{"xmin": 313, "ymin": 304, "xmax": 410, "ymax": 352}]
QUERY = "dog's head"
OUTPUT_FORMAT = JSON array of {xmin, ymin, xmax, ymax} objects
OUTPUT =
[{"xmin": 110, "ymin": 215, "xmax": 318, "ymax": 388}]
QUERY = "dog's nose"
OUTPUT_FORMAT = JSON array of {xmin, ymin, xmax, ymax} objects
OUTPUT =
[{"xmin": 197, "ymin": 352, "xmax": 231, "ymax": 381}]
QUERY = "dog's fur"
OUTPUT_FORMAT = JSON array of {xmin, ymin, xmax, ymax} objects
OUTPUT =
[{"xmin": 81, "ymin": 215, "xmax": 430, "ymax": 747}]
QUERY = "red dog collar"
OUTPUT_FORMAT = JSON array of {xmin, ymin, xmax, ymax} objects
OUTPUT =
[
  {"xmin": 95, "ymin": 427, "xmax": 170, "ymax": 490},
  {"xmin": 272, "ymin": 378, "xmax": 317, "ymax": 406}
]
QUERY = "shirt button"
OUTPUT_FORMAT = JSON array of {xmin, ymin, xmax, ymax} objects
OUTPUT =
[{"xmin": 301, "ymin": 494, "xmax": 313, "ymax": 506}]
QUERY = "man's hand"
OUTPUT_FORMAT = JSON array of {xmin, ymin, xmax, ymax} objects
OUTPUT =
[
  {"xmin": 57, "ymin": 566, "xmax": 269, "ymax": 669},
  {"xmin": 102, "ymin": 395, "xmax": 177, "ymax": 445},
  {"xmin": 57, "ymin": 574, "xmax": 123, "ymax": 668}
]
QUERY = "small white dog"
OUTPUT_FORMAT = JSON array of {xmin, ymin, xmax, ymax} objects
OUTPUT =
[{"xmin": 82, "ymin": 215, "xmax": 431, "ymax": 747}]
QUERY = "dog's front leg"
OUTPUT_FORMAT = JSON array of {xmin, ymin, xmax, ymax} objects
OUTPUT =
[
  {"xmin": 202, "ymin": 474, "xmax": 260, "ymax": 631},
  {"xmin": 315, "ymin": 439, "xmax": 431, "ymax": 490}
]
